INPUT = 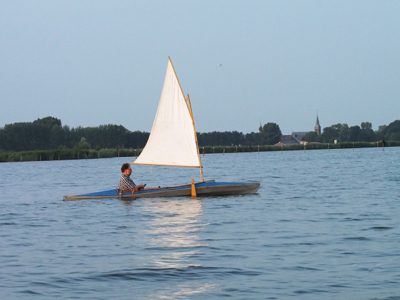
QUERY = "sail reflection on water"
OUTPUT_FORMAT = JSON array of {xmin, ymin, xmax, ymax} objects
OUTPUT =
[
  {"xmin": 143, "ymin": 198, "xmax": 206, "ymax": 269},
  {"xmin": 142, "ymin": 198, "xmax": 216, "ymax": 298}
]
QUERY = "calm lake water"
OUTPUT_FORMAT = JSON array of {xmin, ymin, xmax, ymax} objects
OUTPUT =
[{"xmin": 1, "ymin": 147, "xmax": 399, "ymax": 299}]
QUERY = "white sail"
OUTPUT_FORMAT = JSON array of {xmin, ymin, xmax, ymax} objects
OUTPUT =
[{"xmin": 133, "ymin": 58, "xmax": 202, "ymax": 168}]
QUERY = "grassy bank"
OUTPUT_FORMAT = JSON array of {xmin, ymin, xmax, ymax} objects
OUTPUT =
[
  {"xmin": 1, "ymin": 141, "xmax": 399, "ymax": 163},
  {"xmin": 0, "ymin": 148, "xmax": 140, "ymax": 163},
  {"xmin": 200, "ymin": 141, "xmax": 399, "ymax": 153}
]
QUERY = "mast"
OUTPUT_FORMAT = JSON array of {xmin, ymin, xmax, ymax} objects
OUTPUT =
[{"xmin": 187, "ymin": 94, "xmax": 205, "ymax": 182}]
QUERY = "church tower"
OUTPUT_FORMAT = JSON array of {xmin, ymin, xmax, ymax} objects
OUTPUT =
[{"xmin": 314, "ymin": 115, "xmax": 321, "ymax": 135}]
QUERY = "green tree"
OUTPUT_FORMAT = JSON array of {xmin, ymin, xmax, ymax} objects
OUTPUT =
[
  {"xmin": 33, "ymin": 116, "xmax": 62, "ymax": 128},
  {"xmin": 322, "ymin": 123, "xmax": 349, "ymax": 142},
  {"xmin": 126, "ymin": 131, "xmax": 149, "ymax": 148},
  {"xmin": 349, "ymin": 125, "xmax": 361, "ymax": 141},
  {"xmin": 383, "ymin": 120, "xmax": 400, "ymax": 140},
  {"xmin": 321, "ymin": 125, "xmax": 339, "ymax": 143},
  {"xmin": 0, "ymin": 116, "xmax": 64, "ymax": 150},
  {"xmin": 359, "ymin": 122, "xmax": 376, "ymax": 141},
  {"xmin": 304, "ymin": 131, "xmax": 322, "ymax": 142},
  {"xmin": 197, "ymin": 131, "xmax": 245, "ymax": 146},
  {"xmin": 376, "ymin": 125, "xmax": 387, "ymax": 140},
  {"xmin": 76, "ymin": 137, "xmax": 91, "ymax": 150},
  {"xmin": 244, "ymin": 132, "xmax": 261, "ymax": 145},
  {"xmin": 259, "ymin": 123, "xmax": 282, "ymax": 145}
]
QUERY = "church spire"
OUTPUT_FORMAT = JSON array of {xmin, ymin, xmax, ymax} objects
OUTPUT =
[{"xmin": 314, "ymin": 115, "xmax": 321, "ymax": 135}]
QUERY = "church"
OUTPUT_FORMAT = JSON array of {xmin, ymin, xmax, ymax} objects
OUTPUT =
[{"xmin": 275, "ymin": 115, "xmax": 321, "ymax": 146}]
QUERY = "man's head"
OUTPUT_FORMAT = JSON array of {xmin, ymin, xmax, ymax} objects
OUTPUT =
[{"xmin": 121, "ymin": 163, "xmax": 132, "ymax": 176}]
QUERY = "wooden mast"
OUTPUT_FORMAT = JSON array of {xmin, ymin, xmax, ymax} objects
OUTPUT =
[
  {"xmin": 187, "ymin": 94, "xmax": 205, "ymax": 182},
  {"xmin": 168, "ymin": 57, "xmax": 205, "ymax": 182}
]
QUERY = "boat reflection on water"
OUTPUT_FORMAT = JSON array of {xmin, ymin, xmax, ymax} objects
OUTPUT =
[{"xmin": 142, "ymin": 198, "xmax": 216, "ymax": 298}]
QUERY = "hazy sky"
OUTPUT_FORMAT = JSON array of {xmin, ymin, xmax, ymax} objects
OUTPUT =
[{"xmin": 1, "ymin": 0, "xmax": 399, "ymax": 134}]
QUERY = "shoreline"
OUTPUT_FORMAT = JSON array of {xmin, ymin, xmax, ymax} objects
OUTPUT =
[{"xmin": 1, "ymin": 141, "xmax": 399, "ymax": 163}]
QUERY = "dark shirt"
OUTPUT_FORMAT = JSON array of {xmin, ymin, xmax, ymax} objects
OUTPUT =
[{"xmin": 118, "ymin": 174, "xmax": 136, "ymax": 193}]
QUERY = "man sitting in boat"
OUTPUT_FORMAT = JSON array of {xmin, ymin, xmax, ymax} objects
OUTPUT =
[{"xmin": 118, "ymin": 163, "xmax": 146, "ymax": 193}]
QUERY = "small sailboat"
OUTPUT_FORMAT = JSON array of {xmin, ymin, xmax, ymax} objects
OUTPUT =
[{"xmin": 64, "ymin": 58, "xmax": 259, "ymax": 200}]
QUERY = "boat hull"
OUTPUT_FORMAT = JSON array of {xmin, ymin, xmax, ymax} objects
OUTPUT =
[{"xmin": 63, "ymin": 181, "xmax": 260, "ymax": 201}]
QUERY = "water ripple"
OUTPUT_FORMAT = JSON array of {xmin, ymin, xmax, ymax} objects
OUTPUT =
[
  {"xmin": 1, "ymin": 149, "xmax": 400, "ymax": 299},
  {"xmin": 52, "ymin": 266, "xmax": 262, "ymax": 283}
]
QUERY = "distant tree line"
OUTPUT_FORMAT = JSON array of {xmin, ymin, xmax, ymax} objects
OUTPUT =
[
  {"xmin": 0, "ymin": 118, "xmax": 283, "ymax": 151},
  {"xmin": 197, "ymin": 123, "xmax": 282, "ymax": 147},
  {"xmin": 0, "ymin": 117, "xmax": 149, "ymax": 151},
  {"xmin": 303, "ymin": 121, "xmax": 400, "ymax": 143},
  {"xmin": 1, "ymin": 116, "xmax": 400, "ymax": 152}
]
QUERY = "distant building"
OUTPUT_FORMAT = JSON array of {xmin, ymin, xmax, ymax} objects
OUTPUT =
[
  {"xmin": 314, "ymin": 115, "xmax": 321, "ymax": 135},
  {"xmin": 275, "ymin": 115, "xmax": 321, "ymax": 145},
  {"xmin": 292, "ymin": 132, "xmax": 307, "ymax": 143},
  {"xmin": 275, "ymin": 132, "xmax": 309, "ymax": 146},
  {"xmin": 275, "ymin": 135, "xmax": 300, "ymax": 146}
]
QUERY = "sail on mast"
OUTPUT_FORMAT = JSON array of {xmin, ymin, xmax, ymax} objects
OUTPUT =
[{"xmin": 134, "ymin": 57, "xmax": 203, "ymax": 169}]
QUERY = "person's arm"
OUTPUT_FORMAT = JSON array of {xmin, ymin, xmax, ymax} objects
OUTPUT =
[{"xmin": 136, "ymin": 184, "xmax": 146, "ymax": 191}]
